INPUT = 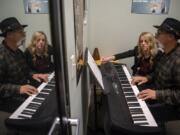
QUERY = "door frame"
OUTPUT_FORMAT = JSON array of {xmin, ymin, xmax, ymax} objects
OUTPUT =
[{"xmin": 49, "ymin": 0, "xmax": 70, "ymax": 134}]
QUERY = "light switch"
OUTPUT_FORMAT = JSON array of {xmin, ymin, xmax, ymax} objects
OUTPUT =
[{"xmin": 70, "ymin": 55, "xmax": 76, "ymax": 79}]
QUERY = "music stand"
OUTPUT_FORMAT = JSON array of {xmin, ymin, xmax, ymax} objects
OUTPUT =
[
  {"xmin": 86, "ymin": 49, "xmax": 104, "ymax": 90},
  {"xmin": 85, "ymin": 48, "xmax": 104, "ymax": 133}
]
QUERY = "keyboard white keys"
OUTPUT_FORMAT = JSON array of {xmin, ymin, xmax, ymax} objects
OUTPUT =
[
  {"xmin": 9, "ymin": 72, "xmax": 55, "ymax": 119},
  {"xmin": 115, "ymin": 64, "xmax": 157, "ymax": 127}
]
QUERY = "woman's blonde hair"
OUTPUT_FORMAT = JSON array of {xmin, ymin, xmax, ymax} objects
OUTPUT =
[
  {"xmin": 27, "ymin": 31, "xmax": 49, "ymax": 63},
  {"xmin": 137, "ymin": 32, "xmax": 158, "ymax": 67}
]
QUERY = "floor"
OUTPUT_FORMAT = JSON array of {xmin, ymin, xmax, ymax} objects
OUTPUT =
[
  {"xmin": 0, "ymin": 111, "xmax": 11, "ymax": 135},
  {"xmin": 87, "ymin": 92, "xmax": 106, "ymax": 135}
]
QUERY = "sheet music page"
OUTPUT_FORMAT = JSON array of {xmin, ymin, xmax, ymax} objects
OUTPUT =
[{"xmin": 87, "ymin": 50, "xmax": 104, "ymax": 89}]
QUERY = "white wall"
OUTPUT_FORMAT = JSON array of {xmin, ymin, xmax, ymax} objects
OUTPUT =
[
  {"xmin": 63, "ymin": 0, "xmax": 84, "ymax": 135},
  {"xmin": 0, "ymin": 0, "xmax": 51, "ymax": 47},
  {"xmin": 63, "ymin": 0, "xmax": 90, "ymax": 134},
  {"xmin": 88, "ymin": 0, "xmax": 180, "ymax": 71}
]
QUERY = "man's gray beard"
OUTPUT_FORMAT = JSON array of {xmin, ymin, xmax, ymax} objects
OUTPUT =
[
  {"xmin": 17, "ymin": 38, "xmax": 26, "ymax": 51},
  {"xmin": 157, "ymin": 40, "xmax": 164, "ymax": 50}
]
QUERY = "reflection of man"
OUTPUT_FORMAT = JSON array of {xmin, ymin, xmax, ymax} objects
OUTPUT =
[{"xmin": 0, "ymin": 17, "xmax": 48, "ymax": 113}]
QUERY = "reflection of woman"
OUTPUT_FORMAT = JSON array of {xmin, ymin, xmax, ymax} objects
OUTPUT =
[
  {"xmin": 27, "ymin": 2, "xmax": 32, "ymax": 13},
  {"xmin": 160, "ymin": 0, "xmax": 166, "ymax": 13},
  {"xmin": 101, "ymin": 32, "xmax": 162, "ymax": 76},
  {"xmin": 25, "ymin": 31, "xmax": 54, "ymax": 73}
]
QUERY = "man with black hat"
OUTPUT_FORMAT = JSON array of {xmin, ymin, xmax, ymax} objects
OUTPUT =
[
  {"xmin": 132, "ymin": 18, "xmax": 180, "ymax": 123},
  {"xmin": 0, "ymin": 17, "xmax": 49, "ymax": 112}
]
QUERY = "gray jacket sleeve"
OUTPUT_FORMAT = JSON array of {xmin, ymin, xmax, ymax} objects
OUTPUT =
[
  {"xmin": 156, "ymin": 59, "xmax": 180, "ymax": 105},
  {"xmin": 0, "ymin": 54, "xmax": 20, "ymax": 99}
]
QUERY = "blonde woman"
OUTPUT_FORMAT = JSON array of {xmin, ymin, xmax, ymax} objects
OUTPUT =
[
  {"xmin": 25, "ymin": 31, "xmax": 54, "ymax": 73},
  {"xmin": 101, "ymin": 32, "xmax": 162, "ymax": 76}
]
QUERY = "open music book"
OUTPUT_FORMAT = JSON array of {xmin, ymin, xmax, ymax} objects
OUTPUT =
[{"xmin": 86, "ymin": 49, "xmax": 104, "ymax": 90}]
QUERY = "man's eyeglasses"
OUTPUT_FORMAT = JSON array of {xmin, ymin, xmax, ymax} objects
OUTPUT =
[
  {"xmin": 155, "ymin": 30, "xmax": 167, "ymax": 38},
  {"xmin": 14, "ymin": 29, "xmax": 25, "ymax": 34}
]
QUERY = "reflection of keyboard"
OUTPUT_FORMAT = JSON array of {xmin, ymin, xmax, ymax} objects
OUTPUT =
[
  {"xmin": 5, "ymin": 72, "xmax": 57, "ymax": 132},
  {"xmin": 9, "ymin": 72, "xmax": 55, "ymax": 119}
]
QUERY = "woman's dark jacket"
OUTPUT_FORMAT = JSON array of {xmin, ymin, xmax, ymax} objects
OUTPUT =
[
  {"xmin": 24, "ymin": 45, "xmax": 54, "ymax": 73},
  {"xmin": 114, "ymin": 46, "xmax": 162, "ymax": 75}
]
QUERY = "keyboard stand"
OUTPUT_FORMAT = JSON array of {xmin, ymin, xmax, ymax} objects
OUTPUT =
[{"xmin": 93, "ymin": 83, "xmax": 98, "ymax": 133}]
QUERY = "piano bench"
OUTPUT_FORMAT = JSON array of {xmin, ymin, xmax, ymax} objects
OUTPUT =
[{"xmin": 165, "ymin": 120, "xmax": 180, "ymax": 135}]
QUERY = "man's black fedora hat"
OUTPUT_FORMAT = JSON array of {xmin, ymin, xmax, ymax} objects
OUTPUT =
[
  {"xmin": 0, "ymin": 17, "xmax": 27, "ymax": 37},
  {"xmin": 154, "ymin": 18, "xmax": 180, "ymax": 38}
]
